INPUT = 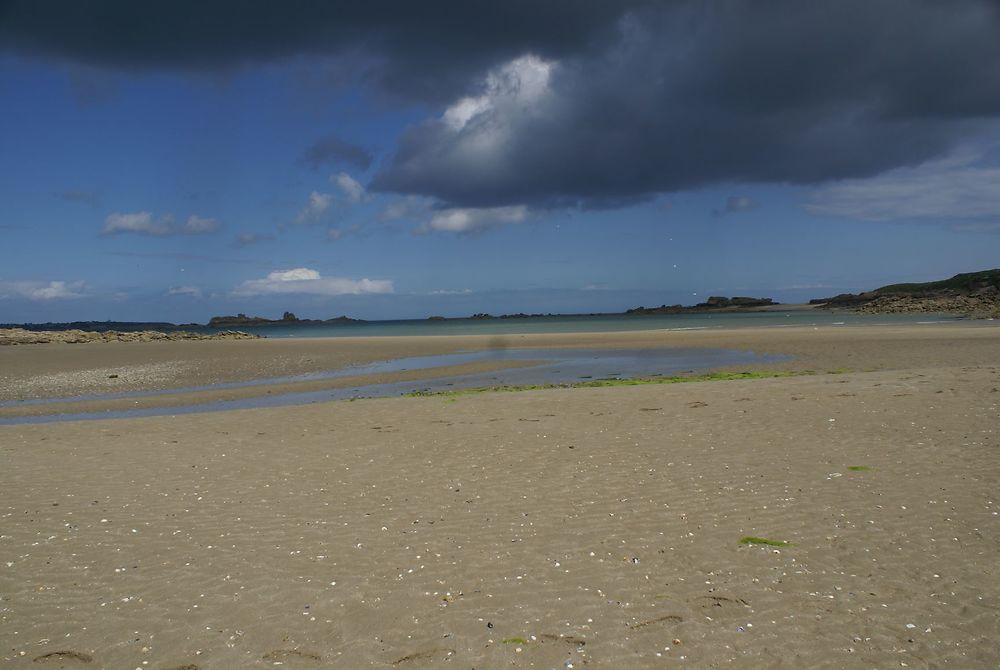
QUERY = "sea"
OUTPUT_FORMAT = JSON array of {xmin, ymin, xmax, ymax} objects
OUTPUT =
[{"xmin": 215, "ymin": 310, "xmax": 974, "ymax": 338}]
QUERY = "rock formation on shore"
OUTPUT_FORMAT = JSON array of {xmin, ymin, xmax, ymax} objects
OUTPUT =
[
  {"xmin": 0, "ymin": 328, "xmax": 259, "ymax": 345},
  {"xmin": 811, "ymin": 269, "xmax": 1000, "ymax": 317}
]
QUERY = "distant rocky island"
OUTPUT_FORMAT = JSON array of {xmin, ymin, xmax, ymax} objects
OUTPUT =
[
  {"xmin": 810, "ymin": 269, "xmax": 1000, "ymax": 317},
  {"xmin": 467, "ymin": 312, "xmax": 601, "ymax": 320},
  {"xmin": 625, "ymin": 296, "xmax": 776, "ymax": 315},
  {"xmin": 207, "ymin": 312, "xmax": 364, "ymax": 327},
  {"xmin": 0, "ymin": 320, "xmax": 202, "ymax": 333},
  {"xmin": 459, "ymin": 298, "xmax": 777, "ymax": 321}
]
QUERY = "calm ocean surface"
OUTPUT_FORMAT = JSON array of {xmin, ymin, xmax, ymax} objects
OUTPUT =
[{"xmin": 219, "ymin": 310, "xmax": 970, "ymax": 338}]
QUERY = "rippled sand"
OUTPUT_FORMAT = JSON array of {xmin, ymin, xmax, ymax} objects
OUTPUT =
[{"xmin": 2, "ymin": 325, "xmax": 999, "ymax": 668}]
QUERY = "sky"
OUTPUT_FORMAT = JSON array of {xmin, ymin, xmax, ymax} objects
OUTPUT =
[{"xmin": 1, "ymin": 0, "xmax": 999, "ymax": 323}]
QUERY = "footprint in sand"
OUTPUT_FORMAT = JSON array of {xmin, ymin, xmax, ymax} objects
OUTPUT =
[
  {"xmin": 392, "ymin": 647, "xmax": 456, "ymax": 665},
  {"xmin": 538, "ymin": 633, "xmax": 587, "ymax": 646},
  {"xmin": 261, "ymin": 649, "xmax": 322, "ymax": 663},
  {"xmin": 162, "ymin": 665, "xmax": 200, "ymax": 670},
  {"xmin": 32, "ymin": 651, "xmax": 93, "ymax": 665},
  {"xmin": 629, "ymin": 614, "xmax": 684, "ymax": 630},
  {"xmin": 694, "ymin": 595, "xmax": 750, "ymax": 609}
]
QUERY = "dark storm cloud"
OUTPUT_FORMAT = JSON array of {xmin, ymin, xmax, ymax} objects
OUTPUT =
[
  {"xmin": 0, "ymin": 0, "xmax": 630, "ymax": 101},
  {"xmin": 373, "ymin": 1, "xmax": 1000, "ymax": 207},
  {"xmin": 5, "ymin": 1, "xmax": 1000, "ymax": 207},
  {"xmin": 300, "ymin": 134, "xmax": 374, "ymax": 172}
]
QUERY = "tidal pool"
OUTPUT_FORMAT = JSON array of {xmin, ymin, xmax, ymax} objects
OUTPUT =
[{"xmin": 2, "ymin": 347, "xmax": 787, "ymax": 424}]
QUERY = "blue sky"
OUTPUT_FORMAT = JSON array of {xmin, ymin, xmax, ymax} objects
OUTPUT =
[{"xmin": 1, "ymin": 2, "xmax": 999, "ymax": 323}]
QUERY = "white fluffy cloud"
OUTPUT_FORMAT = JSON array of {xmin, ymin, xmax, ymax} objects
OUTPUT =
[
  {"xmin": 380, "ymin": 196, "xmax": 429, "ymax": 221},
  {"xmin": 0, "ymin": 280, "xmax": 87, "ymax": 301},
  {"xmin": 806, "ymin": 147, "xmax": 1000, "ymax": 224},
  {"xmin": 234, "ymin": 268, "xmax": 393, "ymax": 296},
  {"xmin": 103, "ymin": 211, "xmax": 220, "ymax": 236},
  {"xmin": 181, "ymin": 215, "xmax": 220, "ymax": 234},
  {"xmin": 167, "ymin": 285, "xmax": 202, "ymax": 298},
  {"xmin": 332, "ymin": 172, "xmax": 366, "ymax": 203},
  {"xmin": 424, "ymin": 205, "xmax": 528, "ymax": 233},
  {"xmin": 103, "ymin": 211, "xmax": 167, "ymax": 235},
  {"xmin": 235, "ymin": 232, "xmax": 274, "ymax": 247},
  {"xmin": 442, "ymin": 55, "xmax": 554, "ymax": 133},
  {"xmin": 429, "ymin": 288, "xmax": 473, "ymax": 295},
  {"xmin": 372, "ymin": 54, "xmax": 560, "ymax": 203},
  {"xmin": 295, "ymin": 191, "xmax": 333, "ymax": 225}
]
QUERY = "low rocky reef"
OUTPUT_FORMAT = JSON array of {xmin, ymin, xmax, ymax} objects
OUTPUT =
[{"xmin": 0, "ymin": 328, "xmax": 259, "ymax": 345}]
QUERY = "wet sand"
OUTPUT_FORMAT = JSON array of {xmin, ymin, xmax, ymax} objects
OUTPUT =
[
  {"xmin": 1, "ymin": 324, "xmax": 999, "ymax": 667},
  {"xmin": 2, "ymin": 324, "xmax": 999, "ymax": 406}
]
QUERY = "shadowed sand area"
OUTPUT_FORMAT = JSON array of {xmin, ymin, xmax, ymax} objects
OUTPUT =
[{"xmin": 1, "ymin": 325, "xmax": 999, "ymax": 667}]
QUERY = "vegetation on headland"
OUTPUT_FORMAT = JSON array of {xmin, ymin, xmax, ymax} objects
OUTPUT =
[
  {"xmin": 874, "ymin": 268, "xmax": 1000, "ymax": 295},
  {"xmin": 405, "ymin": 369, "xmax": 809, "ymax": 398},
  {"xmin": 811, "ymin": 268, "xmax": 1000, "ymax": 316}
]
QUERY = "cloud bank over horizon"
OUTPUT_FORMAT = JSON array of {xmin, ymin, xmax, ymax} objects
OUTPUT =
[
  {"xmin": 234, "ymin": 268, "xmax": 394, "ymax": 297},
  {"xmin": 0, "ymin": 279, "xmax": 88, "ymax": 301},
  {"xmin": 102, "ymin": 212, "xmax": 221, "ymax": 236}
]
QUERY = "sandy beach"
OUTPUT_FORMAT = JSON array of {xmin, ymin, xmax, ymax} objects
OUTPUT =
[{"xmin": 2, "ymin": 324, "xmax": 999, "ymax": 668}]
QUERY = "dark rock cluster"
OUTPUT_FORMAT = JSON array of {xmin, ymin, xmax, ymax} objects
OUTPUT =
[{"xmin": 0, "ymin": 328, "xmax": 259, "ymax": 345}]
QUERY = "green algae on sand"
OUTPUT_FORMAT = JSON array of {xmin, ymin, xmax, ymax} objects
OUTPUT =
[
  {"xmin": 739, "ymin": 536, "xmax": 793, "ymax": 547},
  {"xmin": 406, "ymin": 369, "xmax": 807, "ymax": 398}
]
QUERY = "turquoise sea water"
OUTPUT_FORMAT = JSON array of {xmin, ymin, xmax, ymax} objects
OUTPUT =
[{"xmin": 219, "ymin": 310, "xmax": 971, "ymax": 338}]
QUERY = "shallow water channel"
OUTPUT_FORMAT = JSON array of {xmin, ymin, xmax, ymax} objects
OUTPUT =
[{"xmin": 2, "ymin": 346, "xmax": 787, "ymax": 424}]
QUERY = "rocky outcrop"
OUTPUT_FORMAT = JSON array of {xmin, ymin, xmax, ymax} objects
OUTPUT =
[
  {"xmin": 208, "ymin": 313, "xmax": 276, "ymax": 327},
  {"xmin": 702, "ymin": 296, "xmax": 775, "ymax": 308},
  {"xmin": 0, "ymin": 328, "xmax": 259, "ymax": 345},
  {"xmin": 849, "ymin": 293, "xmax": 997, "ymax": 316},
  {"xmin": 811, "ymin": 269, "xmax": 1000, "ymax": 317}
]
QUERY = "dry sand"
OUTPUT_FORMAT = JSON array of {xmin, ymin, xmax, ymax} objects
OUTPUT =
[{"xmin": 1, "ymin": 324, "xmax": 999, "ymax": 668}]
